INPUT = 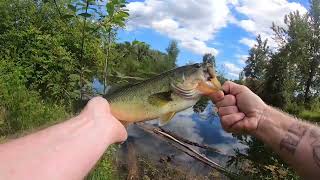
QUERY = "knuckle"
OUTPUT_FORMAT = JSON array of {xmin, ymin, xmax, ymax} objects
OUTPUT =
[
  {"xmin": 221, "ymin": 116, "xmax": 228, "ymax": 123},
  {"xmin": 221, "ymin": 116, "xmax": 232, "ymax": 126},
  {"xmin": 88, "ymin": 97, "xmax": 110, "ymax": 111},
  {"xmin": 227, "ymin": 95, "xmax": 236, "ymax": 104},
  {"xmin": 241, "ymin": 85, "xmax": 250, "ymax": 91}
]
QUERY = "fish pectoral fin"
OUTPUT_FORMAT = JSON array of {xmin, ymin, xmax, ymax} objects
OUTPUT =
[
  {"xmin": 148, "ymin": 91, "xmax": 173, "ymax": 107},
  {"xmin": 159, "ymin": 112, "xmax": 176, "ymax": 126}
]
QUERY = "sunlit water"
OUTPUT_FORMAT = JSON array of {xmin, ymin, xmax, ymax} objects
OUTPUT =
[{"xmin": 117, "ymin": 102, "xmax": 247, "ymax": 176}]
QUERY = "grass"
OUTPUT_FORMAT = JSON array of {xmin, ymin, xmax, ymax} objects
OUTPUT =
[
  {"xmin": 86, "ymin": 145, "xmax": 120, "ymax": 180},
  {"xmin": 299, "ymin": 110, "xmax": 320, "ymax": 122}
]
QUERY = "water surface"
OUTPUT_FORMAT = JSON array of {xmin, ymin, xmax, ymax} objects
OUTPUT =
[{"xmin": 117, "ymin": 102, "xmax": 247, "ymax": 177}]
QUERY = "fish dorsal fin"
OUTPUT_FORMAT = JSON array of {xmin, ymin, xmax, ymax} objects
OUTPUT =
[
  {"xmin": 148, "ymin": 91, "xmax": 173, "ymax": 107},
  {"xmin": 159, "ymin": 112, "xmax": 176, "ymax": 126}
]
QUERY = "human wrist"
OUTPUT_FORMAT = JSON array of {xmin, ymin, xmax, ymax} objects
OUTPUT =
[{"xmin": 252, "ymin": 106, "xmax": 294, "ymax": 144}]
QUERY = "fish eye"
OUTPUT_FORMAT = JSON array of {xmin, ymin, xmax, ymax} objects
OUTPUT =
[{"xmin": 194, "ymin": 63, "xmax": 201, "ymax": 68}]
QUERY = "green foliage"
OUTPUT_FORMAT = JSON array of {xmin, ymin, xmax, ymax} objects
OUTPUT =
[
  {"xmin": 0, "ymin": 60, "xmax": 69, "ymax": 135},
  {"xmin": 166, "ymin": 40, "xmax": 179, "ymax": 67},
  {"xmin": 202, "ymin": 53, "xmax": 216, "ymax": 68},
  {"xmin": 242, "ymin": 35, "xmax": 270, "ymax": 99},
  {"xmin": 242, "ymin": 1, "xmax": 320, "ymax": 109},
  {"xmin": 228, "ymin": 135, "xmax": 299, "ymax": 179},
  {"xmin": 300, "ymin": 111, "xmax": 320, "ymax": 122},
  {"xmin": 243, "ymin": 35, "xmax": 269, "ymax": 81},
  {"xmin": 0, "ymin": 0, "xmax": 178, "ymax": 178},
  {"xmin": 0, "ymin": 0, "xmax": 106, "ymax": 106},
  {"xmin": 105, "ymin": 0, "xmax": 129, "ymax": 29},
  {"xmin": 103, "ymin": 40, "xmax": 178, "ymax": 86}
]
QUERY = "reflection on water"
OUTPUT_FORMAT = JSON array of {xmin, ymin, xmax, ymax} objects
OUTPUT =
[{"xmin": 117, "ymin": 102, "xmax": 247, "ymax": 176}]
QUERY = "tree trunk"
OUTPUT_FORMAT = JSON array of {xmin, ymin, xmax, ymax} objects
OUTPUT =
[
  {"xmin": 304, "ymin": 57, "xmax": 318, "ymax": 104},
  {"xmin": 79, "ymin": 1, "xmax": 89, "ymax": 100},
  {"xmin": 103, "ymin": 31, "xmax": 111, "ymax": 94}
]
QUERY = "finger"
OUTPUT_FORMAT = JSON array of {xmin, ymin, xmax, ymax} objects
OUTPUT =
[
  {"xmin": 229, "ymin": 121, "xmax": 246, "ymax": 134},
  {"xmin": 208, "ymin": 90, "xmax": 224, "ymax": 103},
  {"xmin": 216, "ymin": 95, "xmax": 236, "ymax": 107},
  {"xmin": 218, "ymin": 106, "xmax": 239, "ymax": 116},
  {"xmin": 220, "ymin": 112, "xmax": 245, "ymax": 131},
  {"xmin": 222, "ymin": 81, "xmax": 247, "ymax": 96}
]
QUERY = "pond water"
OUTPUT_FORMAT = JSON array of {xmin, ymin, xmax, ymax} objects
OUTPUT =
[{"xmin": 117, "ymin": 102, "xmax": 248, "ymax": 177}]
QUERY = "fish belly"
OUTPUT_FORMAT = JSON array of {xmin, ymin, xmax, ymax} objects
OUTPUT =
[
  {"xmin": 110, "ymin": 102, "xmax": 162, "ymax": 122},
  {"xmin": 110, "ymin": 96, "xmax": 200, "ymax": 123}
]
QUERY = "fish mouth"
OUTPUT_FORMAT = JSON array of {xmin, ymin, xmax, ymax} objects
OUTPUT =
[
  {"xmin": 197, "ymin": 64, "xmax": 222, "ymax": 95},
  {"xmin": 171, "ymin": 63, "xmax": 222, "ymax": 98}
]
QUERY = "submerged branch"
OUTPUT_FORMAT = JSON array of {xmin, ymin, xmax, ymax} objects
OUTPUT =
[
  {"xmin": 158, "ymin": 127, "xmax": 225, "ymax": 155},
  {"xmin": 135, "ymin": 123, "xmax": 242, "ymax": 179}
]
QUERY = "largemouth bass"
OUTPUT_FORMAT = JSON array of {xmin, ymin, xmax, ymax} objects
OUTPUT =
[{"xmin": 105, "ymin": 62, "xmax": 221, "ymax": 126}]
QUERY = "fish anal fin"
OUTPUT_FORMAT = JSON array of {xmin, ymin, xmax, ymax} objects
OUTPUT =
[
  {"xmin": 159, "ymin": 112, "xmax": 176, "ymax": 126},
  {"xmin": 148, "ymin": 91, "xmax": 173, "ymax": 107}
]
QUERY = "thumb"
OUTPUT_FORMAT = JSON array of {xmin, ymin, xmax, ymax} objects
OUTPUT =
[{"xmin": 222, "ymin": 81, "xmax": 246, "ymax": 96}]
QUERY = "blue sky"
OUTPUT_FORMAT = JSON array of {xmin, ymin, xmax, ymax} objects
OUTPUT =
[{"xmin": 116, "ymin": 0, "xmax": 309, "ymax": 79}]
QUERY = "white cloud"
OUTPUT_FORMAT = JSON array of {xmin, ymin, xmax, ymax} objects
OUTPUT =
[
  {"xmin": 238, "ymin": 19, "xmax": 256, "ymax": 32},
  {"xmin": 224, "ymin": 62, "xmax": 242, "ymax": 78},
  {"xmin": 126, "ymin": 0, "xmax": 235, "ymax": 55},
  {"xmin": 235, "ymin": 0, "xmax": 307, "ymax": 48},
  {"xmin": 239, "ymin": 38, "xmax": 256, "ymax": 47},
  {"xmin": 125, "ymin": 0, "xmax": 307, "ymax": 56},
  {"xmin": 236, "ymin": 54, "xmax": 248, "ymax": 65}
]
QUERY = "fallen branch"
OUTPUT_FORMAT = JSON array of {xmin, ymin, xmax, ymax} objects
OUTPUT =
[
  {"xmin": 135, "ymin": 123, "xmax": 242, "ymax": 179},
  {"xmin": 158, "ymin": 127, "xmax": 225, "ymax": 155}
]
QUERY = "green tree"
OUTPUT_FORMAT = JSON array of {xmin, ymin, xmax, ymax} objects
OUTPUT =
[
  {"xmin": 270, "ymin": 2, "xmax": 320, "ymax": 106},
  {"xmin": 0, "ymin": 0, "xmax": 105, "ymax": 107},
  {"xmin": 243, "ymin": 35, "xmax": 269, "ymax": 80},
  {"xmin": 304, "ymin": 0, "xmax": 320, "ymax": 104},
  {"xmin": 242, "ymin": 35, "xmax": 269, "ymax": 97},
  {"xmin": 202, "ymin": 53, "xmax": 216, "ymax": 68},
  {"xmin": 102, "ymin": 0, "xmax": 129, "ymax": 93},
  {"xmin": 166, "ymin": 40, "xmax": 179, "ymax": 67}
]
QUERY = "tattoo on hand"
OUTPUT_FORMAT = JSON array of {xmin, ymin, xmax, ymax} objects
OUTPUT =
[
  {"xmin": 280, "ymin": 123, "xmax": 308, "ymax": 154},
  {"xmin": 309, "ymin": 129, "xmax": 320, "ymax": 167}
]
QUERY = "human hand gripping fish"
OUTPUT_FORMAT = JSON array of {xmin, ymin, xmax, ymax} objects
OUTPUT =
[{"xmin": 104, "ymin": 62, "xmax": 222, "ymax": 126}]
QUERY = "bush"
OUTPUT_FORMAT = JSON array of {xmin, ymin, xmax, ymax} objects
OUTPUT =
[
  {"xmin": 0, "ymin": 61, "xmax": 69, "ymax": 135},
  {"xmin": 285, "ymin": 102, "xmax": 302, "ymax": 115}
]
